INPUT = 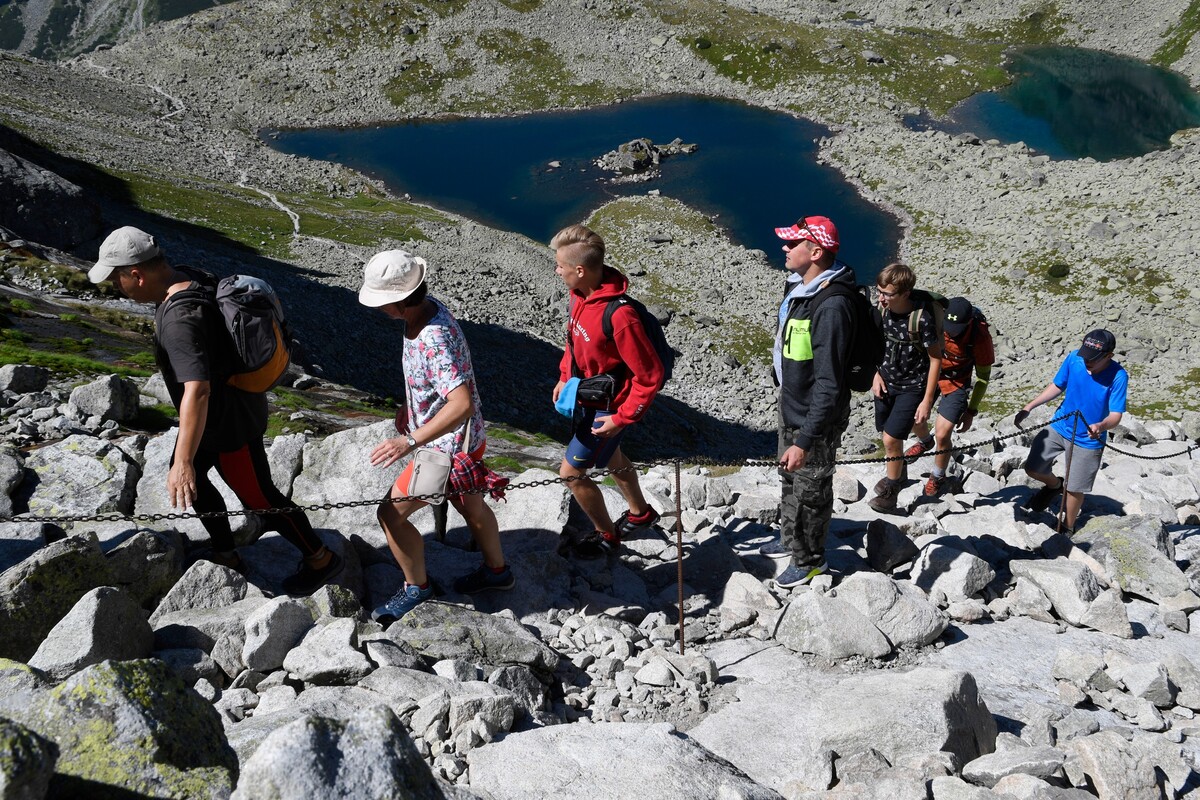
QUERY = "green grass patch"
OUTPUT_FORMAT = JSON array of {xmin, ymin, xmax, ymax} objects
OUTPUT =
[
  {"xmin": 117, "ymin": 170, "xmax": 295, "ymax": 258},
  {"xmin": 307, "ymin": 0, "xmax": 467, "ymax": 49},
  {"xmin": 266, "ymin": 411, "xmax": 292, "ymax": 439},
  {"xmin": 385, "ymin": 36, "xmax": 475, "ymax": 106},
  {"xmin": 498, "ymin": 0, "xmax": 542, "ymax": 10},
  {"xmin": 1153, "ymin": 0, "xmax": 1200, "ymax": 65},
  {"xmin": 459, "ymin": 29, "xmax": 623, "ymax": 112},
  {"xmin": 331, "ymin": 398, "xmax": 390, "ymax": 417},
  {"xmin": 284, "ymin": 190, "xmax": 447, "ymax": 246},
  {"xmin": 487, "ymin": 426, "xmax": 558, "ymax": 446},
  {"xmin": 485, "ymin": 455, "xmax": 529, "ymax": 474},
  {"xmin": 9, "ymin": 299, "xmax": 33, "ymax": 312},
  {"xmin": 656, "ymin": 0, "xmax": 1066, "ymax": 115},
  {"xmin": 0, "ymin": 342, "xmax": 153, "ymax": 378},
  {"xmin": 270, "ymin": 388, "xmax": 319, "ymax": 411}
]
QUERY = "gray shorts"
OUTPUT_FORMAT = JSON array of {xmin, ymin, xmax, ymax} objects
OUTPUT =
[
  {"xmin": 1023, "ymin": 427, "xmax": 1104, "ymax": 493},
  {"xmin": 936, "ymin": 386, "xmax": 971, "ymax": 425}
]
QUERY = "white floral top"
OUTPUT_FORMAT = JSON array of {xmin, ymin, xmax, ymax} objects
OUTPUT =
[{"xmin": 403, "ymin": 298, "xmax": 486, "ymax": 454}]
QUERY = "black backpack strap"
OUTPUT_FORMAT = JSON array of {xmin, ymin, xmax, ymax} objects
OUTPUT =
[{"xmin": 601, "ymin": 296, "xmax": 626, "ymax": 341}]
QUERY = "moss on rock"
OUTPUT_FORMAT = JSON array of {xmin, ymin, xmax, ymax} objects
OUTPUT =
[{"xmin": 32, "ymin": 659, "xmax": 238, "ymax": 799}]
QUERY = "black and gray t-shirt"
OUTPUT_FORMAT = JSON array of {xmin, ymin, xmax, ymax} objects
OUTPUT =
[
  {"xmin": 155, "ymin": 267, "xmax": 267, "ymax": 452},
  {"xmin": 879, "ymin": 306, "xmax": 938, "ymax": 393}
]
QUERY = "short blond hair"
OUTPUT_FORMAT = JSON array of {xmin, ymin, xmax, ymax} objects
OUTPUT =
[
  {"xmin": 877, "ymin": 262, "xmax": 916, "ymax": 294},
  {"xmin": 550, "ymin": 224, "xmax": 605, "ymax": 270}
]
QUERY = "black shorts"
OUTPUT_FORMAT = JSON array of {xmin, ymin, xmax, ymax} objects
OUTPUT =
[
  {"xmin": 937, "ymin": 386, "xmax": 971, "ymax": 425},
  {"xmin": 874, "ymin": 389, "xmax": 923, "ymax": 440}
]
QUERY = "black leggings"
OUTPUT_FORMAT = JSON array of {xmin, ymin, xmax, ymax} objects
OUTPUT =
[{"xmin": 184, "ymin": 439, "xmax": 323, "ymax": 557}]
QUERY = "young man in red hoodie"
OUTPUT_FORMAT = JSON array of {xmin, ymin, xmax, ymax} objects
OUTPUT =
[{"xmin": 551, "ymin": 224, "xmax": 664, "ymax": 558}]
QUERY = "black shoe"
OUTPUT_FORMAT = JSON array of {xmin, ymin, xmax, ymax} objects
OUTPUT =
[
  {"xmin": 1026, "ymin": 480, "xmax": 1063, "ymax": 513},
  {"xmin": 281, "ymin": 551, "xmax": 344, "ymax": 596},
  {"xmin": 571, "ymin": 530, "xmax": 614, "ymax": 559}
]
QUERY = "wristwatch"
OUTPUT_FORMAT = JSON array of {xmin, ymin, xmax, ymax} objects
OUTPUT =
[{"xmin": 405, "ymin": 434, "xmax": 417, "ymax": 449}]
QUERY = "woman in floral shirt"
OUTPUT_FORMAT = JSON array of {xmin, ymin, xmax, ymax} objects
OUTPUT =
[{"xmin": 357, "ymin": 250, "xmax": 513, "ymax": 624}]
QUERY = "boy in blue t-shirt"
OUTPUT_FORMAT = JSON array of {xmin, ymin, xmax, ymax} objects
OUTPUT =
[{"xmin": 1014, "ymin": 329, "xmax": 1128, "ymax": 531}]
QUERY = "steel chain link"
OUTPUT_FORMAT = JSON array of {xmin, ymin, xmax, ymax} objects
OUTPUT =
[{"xmin": 8, "ymin": 410, "xmax": 1193, "ymax": 525}]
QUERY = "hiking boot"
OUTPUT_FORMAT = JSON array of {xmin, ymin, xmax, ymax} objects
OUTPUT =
[
  {"xmin": 904, "ymin": 437, "xmax": 934, "ymax": 464},
  {"xmin": 371, "ymin": 583, "xmax": 433, "ymax": 626},
  {"xmin": 776, "ymin": 562, "xmax": 828, "ymax": 589},
  {"xmin": 1026, "ymin": 479, "xmax": 1064, "ymax": 513},
  {"xmin": 453, "ymin": 563, "xmax": 516, "ymax": 594},
  {"xmin": 868, "ymin": 480, "xmax": 902, "ymax": 514},
  {"xmin": 281, "ymin": 550, "xmax": 344, "ymax": 596},
  {"xmin": 924, "ymin": 474, "xmax": 948, "ymax": 498},
  {"xmin": 873, "ymin": 465, "xmax": 906, "ymax": 496},
  {"xmin": 615, "ymin": 508, "xmax": 661, "ymax": 538},
  {"xmin": 758, "ymin": 537, "xmax": 791, "ymax": 559}
]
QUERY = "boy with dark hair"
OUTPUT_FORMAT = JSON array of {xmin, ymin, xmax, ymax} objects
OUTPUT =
[
  {"xmin": 869, "ymin": 263, "xmax": 942, "ymax": 513},
  {"xmin": 904, "ymin": 297, "xmax": 995, "ymax": 496},
  {"xmin": 551, "ymin": 224, "xmax": 664, "ymax": 558},
  {"xmin": 89, "ymin": 226, "xmax": 342, "ymax": 595}
]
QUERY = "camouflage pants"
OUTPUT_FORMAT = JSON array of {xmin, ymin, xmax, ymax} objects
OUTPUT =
[{"xmin": 778, "ymin": 409, "xmax": 849, "ymax": 568}]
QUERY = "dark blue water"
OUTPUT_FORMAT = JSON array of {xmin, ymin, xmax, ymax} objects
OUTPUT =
[
  {"xmin": 906, "ymin": 47, "xmax": 1200, "ymax": 161},
  {"xmin": 267, "ymin": 95, "xmax": 901, "ymax": 277}
]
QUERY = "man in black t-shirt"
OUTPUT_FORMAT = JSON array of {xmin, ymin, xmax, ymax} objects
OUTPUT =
[
  {"xmin": 89, "ymin": 226, "xmax": 342, "ymax": 595},
  {"xmin": 869, "ymin": 263, "xmax": 942, "ymax": 514}
]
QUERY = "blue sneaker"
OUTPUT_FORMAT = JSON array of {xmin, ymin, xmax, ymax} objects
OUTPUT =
[
  {"xmin": 775, "ymin": 562, "xmax": 828, "ymax": 589},
  {"xmin": 453, "ymin": 564, "xmax": 516, "ymax": 594},
  {"xmin": 758, "ymin": 538, "xmax": 790, "ymax": 559},
  {"xmin": 371, "ymin": 583, "xmax": 433, "ymax": 625}
]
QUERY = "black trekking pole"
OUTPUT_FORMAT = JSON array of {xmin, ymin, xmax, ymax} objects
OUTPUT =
[{"xmin": 1058, "ymin": 411, "xmax": 1082, "ymax": 535}]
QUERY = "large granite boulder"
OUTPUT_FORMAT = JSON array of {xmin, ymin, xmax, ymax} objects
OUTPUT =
[
  {"xmin": 0, "ymin": 534, "xmax": 112, "ymax": 661},
  {"xmin": 68, "ymin": 375, "xmax": 140, "ymax": 424},
  {"xmin": 836, "ymin": 572, "xmax": 948, "ymax": 648},
  {"xmin": 3, "ymin": 659, "xmax": 237, "ymax": 798},
  {"xmin": 21, "ymin": 435, "xmax": 139, "ymax": 517},
  {"xmin": 774, "ymin": 590, "xmax": 893, "ymax": 659},
  {"xmin": 1072, "ymin": 515, "xmax": 1190, "ymax": 602},
  {"xmin": 389, "ymin": 602, "xmax": 560, "ymax": 673},
  {"xmin": 0, "ymin": 715, "xmax": 56, "ymax": 800},
  {"xmin": 231, "ymin": 706, "xmax": 451, "ymax": 800},
  {"xmin": 291, "ymin": 420, "xmax": 398, "ymax": 536},
  {"xmin": 468, "ymin": 721, "xmax": 781, "ymax": 799},
  {"xmin": 690, "ymin": 664, "xmax": 996, "ymax": 793},
  {"xmin": 134, "ymin": 430, "xmax": 260, "ymax": 545},
  {"xmin": 28, "ymin": 586, "xmax": 153, "ymax": 681},
  {"xmin": 0, "ymin": 364, "xmax": 50, "ymax": 394},
  {"xmin": 0, "ymin": 147, "xmax": 102, "ymax": 249},
  {"xmin": 1009, "ymin": 559, "xmax": 1101, "ymax": 627},
  {"xmin": 0, "ymin": 445, "xmax": 24, "ymax": 520},
  {"xmin": 103, "ymin": 528, "xmax": 186, "ymax": 609}
]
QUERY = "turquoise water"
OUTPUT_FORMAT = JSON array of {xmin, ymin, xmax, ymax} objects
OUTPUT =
[
  {"xmin": 907, "ymin": 47, "xmax": 1200, "ymax": 161},
  {"xmin": 266, "ymin": 95, "xmax": 902, "ymax": 279}
]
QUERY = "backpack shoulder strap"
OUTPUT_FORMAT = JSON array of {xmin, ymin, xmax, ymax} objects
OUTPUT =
[{"xmin": 601, "ymin": 295, "xmax": 628, "ymax": 341}]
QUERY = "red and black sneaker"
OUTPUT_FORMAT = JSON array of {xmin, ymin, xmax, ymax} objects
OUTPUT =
[
  {"xmin": 903, "ymin": 437, "xmax": 935, "ymax": 464},
  {"xmin": 615, "ymin": 508, "xmax": 661, "ymax": 539}
]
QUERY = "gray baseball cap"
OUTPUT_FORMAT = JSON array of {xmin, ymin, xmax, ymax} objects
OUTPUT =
[{"xmin": 88, "ymin": 226, "xmax": 162, "ymax": 283}]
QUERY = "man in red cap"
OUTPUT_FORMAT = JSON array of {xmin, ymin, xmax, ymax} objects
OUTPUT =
[{"xmin": 758, "ymin": 215, "xmax": 857, "ymax": 588}]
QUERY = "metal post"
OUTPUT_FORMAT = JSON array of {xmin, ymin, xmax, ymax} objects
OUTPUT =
[
  {"xmin": 675, "ymin": 458, "xmax": 685, "ymax": 655},
  {"xmin": 1058, "ymin": 412, "xmax": 1081, "ymax": 534}
]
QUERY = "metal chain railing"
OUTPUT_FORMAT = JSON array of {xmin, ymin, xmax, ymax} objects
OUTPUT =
[{"xmin": 6, "ymin": 411, "xmax": 1196, "ymax": 526}]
